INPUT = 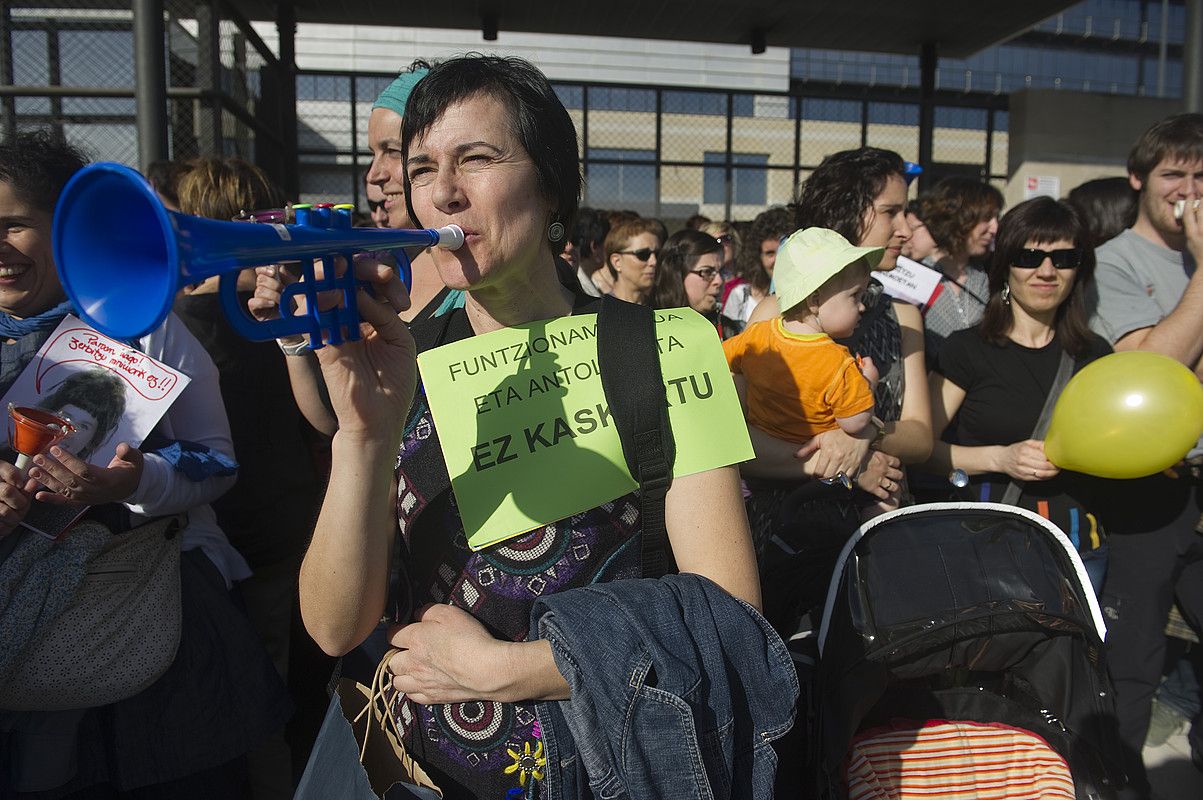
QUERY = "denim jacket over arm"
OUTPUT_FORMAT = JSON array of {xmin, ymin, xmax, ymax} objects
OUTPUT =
[{"xmin": 531, "ymin": 574, "xmax": 798, "ymax": 800}]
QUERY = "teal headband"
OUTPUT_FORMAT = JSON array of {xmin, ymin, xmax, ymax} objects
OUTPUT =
[{"xmin": 371, "ymin": 68, "xmax": 430, "ymax": 117}]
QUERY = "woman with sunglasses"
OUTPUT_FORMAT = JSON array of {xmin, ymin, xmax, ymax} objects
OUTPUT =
[
  {"xmin": 604, "ymin": 217, "xmax": 662, "ymax": 304},
  {"xmin": 920, "ymin": 196, "xmax": 1111, "ymax": 589},
  {"xmin": 651, "ymin": 228, "xmax": 741, "ymax": 338}
]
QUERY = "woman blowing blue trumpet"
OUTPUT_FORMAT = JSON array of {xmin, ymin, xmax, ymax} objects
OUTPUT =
[{"xmin": 52, "ymin": 160, "xmax": 464, "ymax": 348}]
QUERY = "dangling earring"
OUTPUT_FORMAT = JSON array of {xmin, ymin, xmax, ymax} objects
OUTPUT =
[
  {"xmin": 1000, "ymin": 285, "xmax": 1011, "ymax": 305},
  {"xmin": 547, "ymin": 220, "xmax": 566, "ymax": 243}
]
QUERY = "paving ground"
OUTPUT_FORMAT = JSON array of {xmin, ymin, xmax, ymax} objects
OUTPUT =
[{"xmin": 1145, "ymin": 726, "xmax": 1203, "ymax": 799}]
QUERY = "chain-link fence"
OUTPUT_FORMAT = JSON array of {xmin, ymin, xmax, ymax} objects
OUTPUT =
[
  {"xmin": 1, "ymin": 0, "xmax": 283, "ymax": 185},
  {"xmin": 2, "ymin": 1, "xmax": 1007, "ymax": 224},
  {"xmin": 296, "ymin": 74, "xmax": 1008, "ymax": 225}
]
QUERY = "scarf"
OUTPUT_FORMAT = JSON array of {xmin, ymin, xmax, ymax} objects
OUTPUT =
[{"xmin": 0, "ymin": 299, "xmax": 76, "ymax": 340}]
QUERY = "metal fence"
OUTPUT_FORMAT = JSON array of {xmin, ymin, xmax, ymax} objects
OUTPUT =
[
  {"xmin": 1, "ymin": 0, "xmax": 285, "ymax": 184},
  {"xmin": 1, "ymin": 2, "xmax": 1008, "ymax": 225},
  {"xmin": 297, "ymin": 71, "xmax": 1009, "ymax": 224}
]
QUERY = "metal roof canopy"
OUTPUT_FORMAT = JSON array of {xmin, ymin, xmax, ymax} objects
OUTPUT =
[{"xmin": 237, "ymin": 0, "xmax": 1079, "ymax": 60}]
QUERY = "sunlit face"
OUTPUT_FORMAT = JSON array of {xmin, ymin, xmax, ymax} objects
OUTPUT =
[
  {"xmin": 683, "ymin": 251, "xmax": 723, "ymax": 313},
  {"xmin": 966, "ymin": 214, "xmax": 1000, "ymax": 258},
  {"xmin": 1008, "ymin": 237, "xmax": 1078, "ymax": 318},
  {"xmin": 858, "ymin": 174, "xmax": 909, "ymax": 271},
  {"xmin": 406, "ymin": 93, "xmax": 555, "ymax": 292},
  {"xmin": 609, "ymin": 232, "xmax": 660, "ymax": 293},
  {"xmin": 759, "ymin": 237, "xmax": 779, "ymax": 276},
  {"xmin": 901, "ymin": 212, "xmax": 937, "ymax": 261},
  {"xmin": 366, "ymin": 107, "xmax": 412, "ymax": 229},
  {"xmin": 365, "ymin": 180, "xmax": 390, "ymax": 228},
  {"xmin": 56, "ymin": 403, "xmax": 98, "ymax": 459},
  {"xmin": 0, "ymin": 181, "xmax": 64, "ymax": 321},
  {"xmin": 1133, "ymin": 156, "xmax": 1203, "ymax": 242},
  {"xmin": 815, "ymin": 273, "xmax": 870, "ymax": 339}
]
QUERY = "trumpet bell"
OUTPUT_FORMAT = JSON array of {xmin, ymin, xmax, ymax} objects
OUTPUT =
[{"xmin": 53, "ymin": 162, "xmax": 180, "ymax": 342}]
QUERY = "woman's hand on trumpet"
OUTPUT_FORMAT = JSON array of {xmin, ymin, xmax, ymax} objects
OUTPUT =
[{"xmin": 250, "ymin": 256, "xmax": 416, "ymax": 442}]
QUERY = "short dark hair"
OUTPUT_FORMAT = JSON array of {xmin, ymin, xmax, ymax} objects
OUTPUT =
[
  {"xmin": 1066, "ymin": 177, "xmax": 1138, "ymax": 249},
  {"xmin": 571, "ymin": 207, "xmax": 610, "ymax": 260},
  {"xmin": 146, "ymin": 160, "xmax": 187, "ymax": 208},
  {"xmin": 921, "ymin": 177, "xmax": 1004, "ymax": 261},
  {"xmin": 793, "ymin": 147, "xmax": 906, "ymax": 245},
  {"xmin": 979, "ymin": 196, "xmax": 1097, "ymax": 357},
  {"xmin": 39, "ymin": 368, "xmax": 126, "ymax": 461},
  {"xmin": 401, "ymin": 54, "xmax": 581, "ymax": 236},
  {"xmin": 0, "ymin": 129, "xmax": 88, "ymax": 214},
  {"xmin": 737, "ymin": 206, "xmax": 794, "ymax": 293},
  {"xmin": 684, "ymin": 213, "xmax": 711, "ymax": 230},
  {"xmin": 651, "ymin": 229, "xmax": 722, "ymax": 310},
  {"xmin": 1128, "ymin": 113, "xmax": 1203, "ymax": 184}
]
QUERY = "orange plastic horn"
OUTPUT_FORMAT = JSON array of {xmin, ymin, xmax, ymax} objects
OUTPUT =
[{"xmin": 8, "ymin": 404, "xmax": 75, "ymax": 472}]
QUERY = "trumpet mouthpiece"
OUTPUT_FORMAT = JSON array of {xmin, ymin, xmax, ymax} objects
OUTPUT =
[{"xmin": 437, "ymin": 224, "xmax": 465, "ymax": 250}]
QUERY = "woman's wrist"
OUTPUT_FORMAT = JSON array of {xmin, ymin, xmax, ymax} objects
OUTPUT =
[{"xmin": 487, "ymin": 640, "xmax": 570, "ymax": 703}]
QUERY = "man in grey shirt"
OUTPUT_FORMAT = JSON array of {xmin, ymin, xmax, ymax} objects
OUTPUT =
[{"xmin": 1089, "ymin": 112, "xmax": 1203, "ymax": 798}]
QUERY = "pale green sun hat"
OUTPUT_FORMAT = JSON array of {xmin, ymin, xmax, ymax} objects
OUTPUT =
[{"xmin": 774, "ymin": 227, "xmax": 886, "ymax": 315}]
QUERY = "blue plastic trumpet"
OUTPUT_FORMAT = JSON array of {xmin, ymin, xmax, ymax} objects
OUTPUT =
[{"xmin": 52, "ymin": 162, "xmax": 465, "ymax": 347}]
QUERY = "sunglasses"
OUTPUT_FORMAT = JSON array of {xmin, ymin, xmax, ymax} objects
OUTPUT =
[
  {"xmin": 618, "ymin": 248, "xmax": 659, "ymax": 262},
  {"xmin": 714, "ymin": 234, "xmax": 733, "ymax": 245},
  {"xmin": 689, "ymin": 267, "xmax": 721, "ymax": 281},
  {"xmin": 367, "ymin": 199, "xmax": 385, "ymax": 212},
  {"xmin": 1013, "ymin": 247, "xmax": 1082, "ymax": 269}
]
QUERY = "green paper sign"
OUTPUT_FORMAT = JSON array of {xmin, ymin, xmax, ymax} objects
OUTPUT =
[{"xmin": 417, "ymin": 308, "xmax": 754, "ymax": 550}]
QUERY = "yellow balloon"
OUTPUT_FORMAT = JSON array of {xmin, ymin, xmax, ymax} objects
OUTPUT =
[{"xmin": 1044, "ymin": 351, "xmax": 1203, "ymax": 479}]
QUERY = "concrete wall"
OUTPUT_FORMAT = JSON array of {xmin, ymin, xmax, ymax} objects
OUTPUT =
[
  {"xmin": 250, "ymin": 23, "xmax": 792, "ymax": 92},
  {"xmin": 1003, "ymin": 89, "xmax": 1182, "ymax": 206}
]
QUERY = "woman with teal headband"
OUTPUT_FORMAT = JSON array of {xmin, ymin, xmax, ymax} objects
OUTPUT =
[
  {"xmin": 366, "ymin": 62, "xmax": 465, "ymax": 324},
  {"xmin": 251, "ymin": 61, "xmax": 466, "ymax": 437}
]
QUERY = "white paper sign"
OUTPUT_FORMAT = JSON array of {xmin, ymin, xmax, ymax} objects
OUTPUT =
[
  {"xmin": 1024, "ymin": 175, "xmax": 1061, "ymax": 200},
  {"xmin": 0, "ymin": 316, "xmax": 191, "ymax": 538},
  {"xmin": 876, "ymin": 256, "xmax": 943, "ymax": 307}
]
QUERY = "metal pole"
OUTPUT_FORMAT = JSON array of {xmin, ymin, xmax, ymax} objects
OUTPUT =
[
  {"xmin": 1157, "ymin": 0, "xmax": 1169, "ymax": 97},
  {"xmin": 724, "ymin": 91, "xmax": 733, "ymax": 221},
  {"xmin": 133, "ymin": 0, "xmax": 168, "ymax": 169},
  {"xmin": 0, "ymin": 4, "xmax": 15, "ymax": 142},
  {"xmin": 1186, "ymin": 0, "xmax": 1203, "ymax": 112},
  {"xmin": 195, "ymin": 3, "xmax": 220, "ymax": 155},
  {"xmin": 277, "ymin": 0, "xmax": 299, "ymax": 198},
  {"xmin": 918, "ymin": 42, "xmax": 937, "ymax": 191},
  {"xmin": 654, "ymin": 88, "xmax": 662, "ymax": 219}
]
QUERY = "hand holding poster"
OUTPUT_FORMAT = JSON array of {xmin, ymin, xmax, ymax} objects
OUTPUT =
[
  {"xmin": 0, "ymin": 316, "xmax": 191, "ymax": 537},
  {"xmin": 418, "ymin": 308, "xmax": 753, "ymax": 549}
]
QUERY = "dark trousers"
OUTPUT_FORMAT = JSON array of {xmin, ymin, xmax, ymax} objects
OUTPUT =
[{"xmin": 1100, "ymin": 476, "xmax": 1203, "ymax": 799}]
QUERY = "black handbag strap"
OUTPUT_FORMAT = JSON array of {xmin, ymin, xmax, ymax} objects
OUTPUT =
[
  {"xmin": 1001, "ymin": 350, "xmax": 1074, "ymax": 506},
  {"xmin": 596, "ymin": 295, "xmax": 677, "ymax": 578}
]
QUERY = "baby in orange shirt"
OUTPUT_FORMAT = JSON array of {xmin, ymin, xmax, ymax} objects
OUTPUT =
[{"xmin": 723, "ymin": 227, "xmax": 884, "ymax": 444}]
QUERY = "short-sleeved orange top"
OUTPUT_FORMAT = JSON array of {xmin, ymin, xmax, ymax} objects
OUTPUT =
[{"xmin": 723, "ymin": 319, "xmax": 874, "ymax": 442}]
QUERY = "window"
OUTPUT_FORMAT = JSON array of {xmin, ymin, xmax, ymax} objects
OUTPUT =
[
  {"xmin": 586, "ymin": 148, "xmax": 655, "ymax": 209},
  {"xmin": 703, "ymin": 152, "xmax": 769, "ymax": 206}
]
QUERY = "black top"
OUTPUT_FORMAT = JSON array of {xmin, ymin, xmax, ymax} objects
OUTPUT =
[
  {"xmin": 174, "ymin": 291, "xmax": 320, "ymax": 568},
  {"xmin": 933, "ymin": 326, "xmax": 1114, "ymax": 541}
]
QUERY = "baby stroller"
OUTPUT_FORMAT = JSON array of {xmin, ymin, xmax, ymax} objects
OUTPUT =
[{"xmin": 793, "ymin": 502, "xmax": 1126, "ymax": 799}]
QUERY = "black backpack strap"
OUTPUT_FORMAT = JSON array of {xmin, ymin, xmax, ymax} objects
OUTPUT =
[
  {"xmin": 596, "ymin": 295, "xmax": 677, "ymax": 578},
  {"xmin": 1001, "ymin": 349, "xmax": 1075, "ymax": 506}
]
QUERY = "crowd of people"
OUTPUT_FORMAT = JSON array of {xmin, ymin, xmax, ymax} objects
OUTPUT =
[{"xmin": 0, "ymin": 52, "xmax": 1201, "ymax": 800}]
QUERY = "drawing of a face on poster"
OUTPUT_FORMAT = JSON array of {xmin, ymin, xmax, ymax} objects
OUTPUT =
[{"xmin": 36, "ymin": 368, "xmax": 126, "ymax": 463}]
